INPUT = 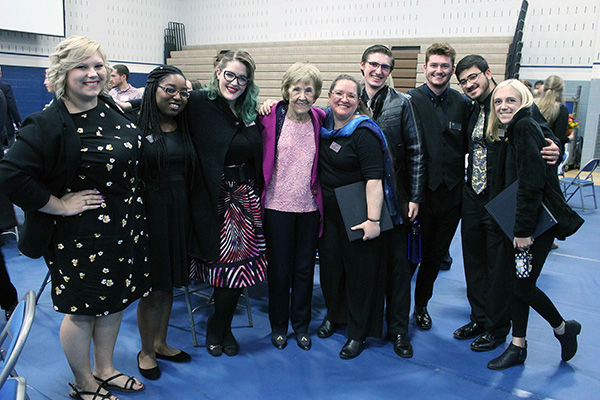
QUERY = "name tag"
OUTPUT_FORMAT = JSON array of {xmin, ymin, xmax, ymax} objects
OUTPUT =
[
  {"xmin": 329, "ymin": 141, "xmax": 341, "ymax": 153},
  {"xmin": 449, "ymin": 121, "xmax": 462, "ymax": 130}
]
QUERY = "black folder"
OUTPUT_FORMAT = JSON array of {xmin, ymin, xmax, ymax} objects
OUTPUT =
[
  {"xmin": 334, "ymin": 181, "xmax": 394, "ymax": 242},
  {"xmin": 484, "ymin": 180, "xmax": 557, "ymax": 240}
]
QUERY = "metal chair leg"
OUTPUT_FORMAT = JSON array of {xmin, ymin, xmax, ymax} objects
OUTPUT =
[
  {"xmin": 182, "ymin": 286, "xmax": 199, "ymax": 347},
  {"xmin": 35, "ymin": 270, "xmax": 51, "ymax": 305},
  {"xmin": 242, "ymin": 287, "xmax": 253, "ymax": 327}
]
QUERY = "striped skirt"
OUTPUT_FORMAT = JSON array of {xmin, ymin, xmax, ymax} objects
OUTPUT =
[{"xmin": 190, "ymin": 178, "xmax": 267, "ymax": 288}]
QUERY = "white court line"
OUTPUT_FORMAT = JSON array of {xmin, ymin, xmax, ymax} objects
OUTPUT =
[{"xmin": 553, "ymin": 252, "xmax": 600, "ymax": 263}]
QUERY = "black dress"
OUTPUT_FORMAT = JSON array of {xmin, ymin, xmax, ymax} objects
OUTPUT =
[
  {"xmin": 142, "ymin": 129, "xmax": 192, "ymax": 290},
  {"xmin": 49, "ymin": 103, "xmax": 151, "ymax": 315}
]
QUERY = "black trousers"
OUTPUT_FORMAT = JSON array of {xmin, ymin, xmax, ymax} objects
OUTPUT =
[
  {"xmin": 384, "ymin": 225, "xmax": 411, "ymax": 336},
  {"xmin": 411, "ymin": 183, "xmax": 462, "ymax": 307},
  {"xmin": 264, "ymin": 209, "xmax": 319, "ymax": 335},
  {"xmin": 0, "ymin": 249, "xmax": 18, "ymax": 310},
  {"xmin": 461, "ymin": 186, "xmax": 512, "ymax": 338},
  {"xmin": 511, "ymin": 230, "xmax": 563, "ymax": 338},
  {"xmin": 318, "ymin": 208, "xmax": 384, "ymax": 340}
]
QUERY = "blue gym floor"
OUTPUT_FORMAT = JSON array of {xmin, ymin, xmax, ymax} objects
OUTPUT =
[{"xmin": 2, "ymin": 188, "xmax": 599, "ymax": 400}]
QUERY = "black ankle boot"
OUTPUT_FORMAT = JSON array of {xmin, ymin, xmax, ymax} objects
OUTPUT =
[
  {"xmin": 554, "ymin": 320, "xmax": 581, "ymax": 361},
  {"xmin": 487, "ymin": 343, "xmax": 527, "ymax": 370}
]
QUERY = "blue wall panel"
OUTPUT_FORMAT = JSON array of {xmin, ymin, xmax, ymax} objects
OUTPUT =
[{"xmin": 1, "ymin": 65, "xmax": 147, "ymax": 120}]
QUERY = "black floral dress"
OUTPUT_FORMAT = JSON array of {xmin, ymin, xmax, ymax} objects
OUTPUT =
[{"xmin": 48, "ymin": 103, "xmax": 151, "ymax": 316}]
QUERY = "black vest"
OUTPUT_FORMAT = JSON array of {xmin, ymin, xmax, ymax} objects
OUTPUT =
[{"xmin": 409, "ymin": 85, "xmax": 469, "ymax": 191}]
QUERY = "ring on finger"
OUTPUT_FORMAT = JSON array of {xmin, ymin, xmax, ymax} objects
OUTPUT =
[{"xmin": 84, "ymin": 199, "xmax": 88, "ymax": 205}]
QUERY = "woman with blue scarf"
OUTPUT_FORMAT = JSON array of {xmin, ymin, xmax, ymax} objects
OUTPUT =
[{"xmin": 317, "ymin": 74, "xmax": 400, "ymax": 359}]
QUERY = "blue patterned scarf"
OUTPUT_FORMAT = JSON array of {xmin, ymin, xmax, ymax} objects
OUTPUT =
[{"xmin": 320, "ymin": 110, "xmax": 402, "ymax": 225}]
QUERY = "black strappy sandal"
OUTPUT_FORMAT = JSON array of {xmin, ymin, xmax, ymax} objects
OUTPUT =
[
  {"xmin": 68, "ymin": 382, "xmax": 115, "ymax": 400},
  {"xmin": 93, "ymin": 373, "xmax": 145, "ymax": 393}
]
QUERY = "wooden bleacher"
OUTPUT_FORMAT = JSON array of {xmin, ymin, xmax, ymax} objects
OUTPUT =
[{"xmin": 168, "ymin": 36, "xmax": 512, "ymax": 107}]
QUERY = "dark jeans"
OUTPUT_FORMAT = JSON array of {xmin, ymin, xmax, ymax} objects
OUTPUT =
[
  {"xmin": 511, "ymin": 230, "xmax": 563, "ymax": 337},
  {"xmin": 264, "ymin": 209, "xmax": 319, "ymax": 335}
]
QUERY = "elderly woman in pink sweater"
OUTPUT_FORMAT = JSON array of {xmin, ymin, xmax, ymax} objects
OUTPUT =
[{"xmin": 258, "ymin": 62, "xmax": 324, "ymax": 351}]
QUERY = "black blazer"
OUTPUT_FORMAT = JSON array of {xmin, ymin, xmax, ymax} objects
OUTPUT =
[
  {"xmin": 0, "ymin": 95, "xmax": 125, "ymax": 258},
  {"xmin": 503, "ymin": 108, "xmax": 583, "ymax": 239},
  {"xmin": 187, "ymin": 90, "xmax": 262, "ymax": 260}
]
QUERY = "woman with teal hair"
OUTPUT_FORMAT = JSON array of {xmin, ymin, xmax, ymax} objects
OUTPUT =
[{"xmin": 187, "ymin": 50, "xmax": 267, "ymax": 357}]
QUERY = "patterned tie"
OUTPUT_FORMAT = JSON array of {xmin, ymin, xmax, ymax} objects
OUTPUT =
[{"xmin": 471, "ymin": 104, "xmax": 487, "ymax": 194}]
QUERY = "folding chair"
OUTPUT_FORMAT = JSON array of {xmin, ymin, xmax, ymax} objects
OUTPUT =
[
  {"xmin": 177, "ymin": 285, "xmax": 253, "ymax": 347},
  {"xmin": 0, "ymin": 291, "xmax": 36, "ymax": 398},
  {"xmin": 35, "ymin": 270, "xmax": 51, "ymax": 305},
  {"xmin": 560, "ymin": 158, "xmax": 599, "ymax": 210},
  {"xmin": 0, "ymin": 376, "xmax": 26, "ymax": 400},
  {"xmin": 557, "ymin": 147, "xmax": 569, "ymax": 178}
]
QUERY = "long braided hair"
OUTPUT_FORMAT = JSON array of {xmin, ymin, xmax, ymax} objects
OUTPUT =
[{"xmin": 137, "ymin": 64, "xmax": 196, "ymax": 185}]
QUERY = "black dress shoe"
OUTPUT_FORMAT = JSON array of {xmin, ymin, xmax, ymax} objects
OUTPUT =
[
  {"xmin": 554, "ymin": 320, "xmax": 581, "ymax": 361},
  {"xmin": 296, "ymin": 333, "xmax": 311, "ymax": 351},
  {"xmin": 393, "ymin": 334, "xmax": 413, "ymax": 358},
  {"xmin": 453, "ymin": 321, "xmax": 485, "ymax": 340},
  {"xmin": 439, "ymin": 253, "xmax": 453, "ymax": 271},
  {"xmin": 137, "ymin": 351, "xmax": 161, "ymax": 380},
  {"xmin": 414, "ymin": 306, "xmax": 432, "ymax": 330},
  {"xmin": 339, "ymin": 339, "xmax": 365, "ymax": 359},
  {"xmin": 223, "ymin": 330, "xmax": 239, "ymax": 356},
  {"xmin": 317, "ymin": 319, "xmax": 336, "ymax": 338},
  {"xmin": 155, "ymin": 350, "xmax": 191, "ymax": 362},
  {"xmin": 487, "ymin": 343, "xmax": 527, "ymax": 370},
  {"xmin": 271, "ymin": 333, "xmax": 287, "ymax": 350},
  {"xmin": 470, "ymin": 332, "xmax": 506, "ymax": 352}
]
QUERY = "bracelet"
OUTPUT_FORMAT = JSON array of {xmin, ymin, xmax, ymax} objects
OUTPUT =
[{"xmin": 367, "ymin": 218, "xmax": 380, "ymax": 223}]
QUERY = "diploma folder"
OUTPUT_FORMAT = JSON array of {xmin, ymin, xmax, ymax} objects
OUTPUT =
[
  {"xmin": 334, "ymin": 181, "xmax": 394, "ymax": 242},
  {"xmin": 484, "ymin": 180, "xmax": 557, "ymax": 240}
]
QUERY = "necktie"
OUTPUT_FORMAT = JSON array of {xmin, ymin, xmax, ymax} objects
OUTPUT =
[{"xmin": 471, "ymin": 104, "xmax": 487, "ymax": 194}]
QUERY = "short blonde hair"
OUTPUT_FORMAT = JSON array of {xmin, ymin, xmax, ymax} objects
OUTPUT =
[
  {"xmin": 486, "ymin": 79, "xmax": 533, "ymax": 141},
  {"xmin": 46, "ymin": 36, "xmax": 111, "ymax": 100},
  {"xmin": 280, "ymin": 62, "xmax": 322, "ymax": 102}
]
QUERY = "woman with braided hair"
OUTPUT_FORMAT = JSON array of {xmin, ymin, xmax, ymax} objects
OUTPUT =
[{"xmin": 136, "ymin": 65, "xmax": 197, "ymax": 380}]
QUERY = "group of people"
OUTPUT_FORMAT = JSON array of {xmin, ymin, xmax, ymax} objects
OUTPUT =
[{"xmin": 0, "ymin": 35, "xmax": 585, "ymax": 400}]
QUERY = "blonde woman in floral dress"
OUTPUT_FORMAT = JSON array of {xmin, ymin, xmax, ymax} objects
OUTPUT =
[{"xmin": 0, "ymin": 36, "xmax": 150, "ymax": 400}]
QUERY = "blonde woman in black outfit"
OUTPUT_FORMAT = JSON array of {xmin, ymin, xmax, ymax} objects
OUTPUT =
[{"xmin": 485, "ymin": 79, "xmax": 583, "ymax": 370}]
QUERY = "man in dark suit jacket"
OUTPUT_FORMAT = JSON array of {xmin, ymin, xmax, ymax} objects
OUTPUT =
[
  {"xmin": 0, "ymin": 87, "xmax": 18, "ymax": 320},
  {"xmin": 0, "ymin": 89, "xmax": 7, "ymax": 145},
  {"xmin": 408, "ymin": 43, "xmax": 471, "ymax": 332},
  {"xmin": 0, "ymin": 67, "xmax": 22, "ymax": 146}
]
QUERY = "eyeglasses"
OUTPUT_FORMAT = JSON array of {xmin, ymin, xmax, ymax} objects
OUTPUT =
[
  {"xmin": 331, "ymin": 91, "xmax": 358, "ymax": 101},
  {"xmin": 158, "ymin": 85, "xmax": 190, "ymax": 99},
  {"xmin": 222, "ymin": 70, "xmax": 249, "ymax": 86},
  {"xmin": 366, "ymin": 61, "xmax": 392, "ymax": 73},
  {"xmin": 458, "ymin": 71, "xmax": 484, "ymax": 86}
]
